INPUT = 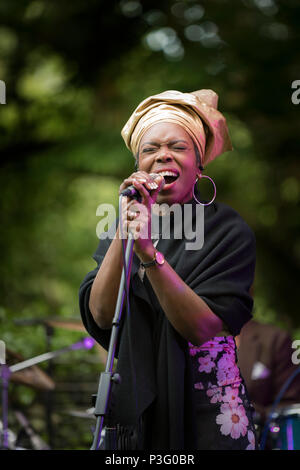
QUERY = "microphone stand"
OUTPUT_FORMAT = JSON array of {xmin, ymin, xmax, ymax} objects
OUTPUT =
[
  {"xmin": 90, "ymin": 232, "xmax": 135, "ymax": 451},
  {"xmin": 0, "ymin": 337, "xmax": 95, "ymax": 450}
]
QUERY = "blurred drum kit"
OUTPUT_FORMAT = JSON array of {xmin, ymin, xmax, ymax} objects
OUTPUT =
[
  {"xmin": 0, "ymin": 348, "xmax": 54, "ymax": 450},
  {"xmin": 0, "ymin": 317, "xmax": 101, "ymax": 450},
  {"xmin": 267, "ymin": 404, "xmax": 300, "ymax": 450}
]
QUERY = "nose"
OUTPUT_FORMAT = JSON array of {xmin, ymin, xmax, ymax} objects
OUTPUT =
[{"xmin": 155, "ymin": 147, "xmax": 174, "ymax": 163}]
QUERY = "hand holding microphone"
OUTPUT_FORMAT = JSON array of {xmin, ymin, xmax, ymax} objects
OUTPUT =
[
  {"xmin": 119, "ymin": 171, "xmax": 165, "ymax": 248},
  {"xmin": 119, "ymin": 172, "xmax": 165, "ymax": 200}
]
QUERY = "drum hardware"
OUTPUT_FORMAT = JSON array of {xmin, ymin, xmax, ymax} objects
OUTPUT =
[
  {"xmin": 5, "ymin": 348, "xmax": 55, "ymax": 391},
  {"xmin": 0, "ymin": 337, "xmax": 95, "ymax": 449},
  {"xmin": 14, "ymin": 317, "xmax": 105, "ymax": 447},
  {"xmin": 14, "ymin": 410, "xmax": 51, "ymax": 450},
  {"xmin": 15, "ymin": 317, "xmax": 106, "ymax": 447},
  {"xmin": 64, "ymin": 407, "xmax": 96, "ymax": 419},
  {"xmin": 268, "ymin": 405, "xmax": 300, "ymax": 450},
  {"xmin": 260, "ymin": 366, "xmax": 300, "ymax": 450},
  {"xmin": 0, "ymin": 419, "xmax": 17, "ymax": 450},
  {"xmin": 14, "ymin": 317, "xmax": 107, "ymax": 363}
]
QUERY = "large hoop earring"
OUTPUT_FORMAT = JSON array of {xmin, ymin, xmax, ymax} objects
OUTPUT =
[{"xmin": 192, "ymin": 174, "xmax": 217, "ymax": 206}]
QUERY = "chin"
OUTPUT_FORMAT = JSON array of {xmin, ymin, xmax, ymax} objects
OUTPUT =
[
  {"xmin": 156, "ymin": 194, "xmax": 179, "ymax": 206},
  {"xmin": 156, "ymin": 190, "xmax": 193, "ymax": 206}
]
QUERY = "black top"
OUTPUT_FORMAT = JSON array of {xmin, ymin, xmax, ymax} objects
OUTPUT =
[{"xmin": 79, "ymin": 198, "xmax": 256, "ymax": 449}]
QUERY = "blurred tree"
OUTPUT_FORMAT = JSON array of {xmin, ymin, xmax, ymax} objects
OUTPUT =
[
  {"xmin": 1, "ymin": 0, "xmax": 300, "ymax": 450},
  {"xmin": 0, "ymin": 3, "xmax": 299, "ymax": 442}
]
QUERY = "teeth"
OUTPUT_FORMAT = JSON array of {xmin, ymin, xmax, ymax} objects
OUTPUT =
[{"xmin": 157, "ymin": 171, "xmax": 178, "ymax": 177}]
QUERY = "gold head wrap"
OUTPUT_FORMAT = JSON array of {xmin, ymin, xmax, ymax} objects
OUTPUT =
[{"xmin": 121, "ymin": 89, "xmax": 232, "ymax": 167}]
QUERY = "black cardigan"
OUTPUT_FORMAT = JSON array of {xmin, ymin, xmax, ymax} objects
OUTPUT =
[{"xmin": 79, "ymin": 199, "xmax": 256, "ymax": 449}]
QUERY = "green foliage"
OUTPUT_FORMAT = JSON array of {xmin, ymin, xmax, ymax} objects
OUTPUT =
[{"xmin": 0, "ymin": 0, "xmax": 299, "ymax": 448}]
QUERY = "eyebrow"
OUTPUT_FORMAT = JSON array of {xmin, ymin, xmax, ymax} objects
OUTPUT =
[{"xmin": 141, "ymin": 139, "xmax": 189, "ymax": 148}]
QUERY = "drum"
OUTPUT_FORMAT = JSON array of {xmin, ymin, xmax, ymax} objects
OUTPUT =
[{"xmin": 269, "ymin": 404, "xmax": 300, "ymax": 450}]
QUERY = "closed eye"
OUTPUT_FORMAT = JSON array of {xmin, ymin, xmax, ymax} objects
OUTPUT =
[
  {"xmin": 142, "ymin": 148, "xmax": 157, "ymax": 153},
  {"xmin": 142, "ymin": 145, "xmax": 188, "ymax": 153}
]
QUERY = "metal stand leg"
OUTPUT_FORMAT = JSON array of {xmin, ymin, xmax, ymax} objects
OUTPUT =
[
  {"xmin": 0, "ymin": 365, "xmax": 11, "ymax": 449},
  {"xmin": 91, "ymin": 233, "xmax": 135, "ymax": 450}
]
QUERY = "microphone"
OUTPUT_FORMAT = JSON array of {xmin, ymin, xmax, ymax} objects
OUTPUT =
[{"xmin": 120, "ymin": 173, "xmax": 165, "ymax": 199}]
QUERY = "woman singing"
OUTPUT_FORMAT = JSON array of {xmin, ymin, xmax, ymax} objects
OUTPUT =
[{"xmin": 79, "ymin": 89, "xmax": 257, "ymax": 450}]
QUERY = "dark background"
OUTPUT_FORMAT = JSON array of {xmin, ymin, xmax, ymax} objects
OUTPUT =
[{"xmin": 0, "ymin": 0, "xmax": 299, "ymax": 449}]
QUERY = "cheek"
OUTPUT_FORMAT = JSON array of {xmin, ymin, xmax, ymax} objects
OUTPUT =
[
  {"xmin": 183, "ymin": 159, "xmax": 198, "ymax": 179},
  {"xmin": 138, "ymin": 156, "xmax": 154, "ymax": 172},
  {"xmin": 181, "ymin": 170, "xmax": 197, "ymax": 190}
]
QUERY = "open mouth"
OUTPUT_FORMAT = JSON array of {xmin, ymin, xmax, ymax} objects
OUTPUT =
[
  {"xmin": 155, "ymin": 170, "xmax": 179, "ymax": 188},
  {"xmin": 164, "ymin": 175, "xmax": 178, "ymax": 185}
]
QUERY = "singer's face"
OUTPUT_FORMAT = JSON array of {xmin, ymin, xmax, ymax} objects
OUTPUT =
[{"xmin": 138, "ymin": 122, "xmax": 199, "ymax": 205}]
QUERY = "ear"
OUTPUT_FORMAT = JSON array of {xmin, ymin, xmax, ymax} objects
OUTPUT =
[{"xmin": 196, "ymin": 164, "xmax": 204, "ymax": 179}]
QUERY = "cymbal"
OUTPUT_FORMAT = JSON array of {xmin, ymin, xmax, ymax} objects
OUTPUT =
[
  {"xmin": 44, "ymin": 318, "xmax": 107, "ymax": 364},
  {"xmin": 6, "ymin": 349, "xmax": 55, "ymax": 391},
  {"xmin": 15, "ymin": 317, "xmax": 107, "ymax": 364},
  {"xmin": 15, "ymin": 317, "xmax": 86, "ymax": 332}
]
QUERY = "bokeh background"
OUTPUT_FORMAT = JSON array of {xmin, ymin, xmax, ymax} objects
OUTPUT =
[{"xmin": 0, "ymin": 0, "xmax": 299, "ymax": 449}]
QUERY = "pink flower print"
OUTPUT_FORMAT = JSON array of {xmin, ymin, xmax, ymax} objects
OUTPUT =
[
  {"xmin": 201, "ymin": 339, "xmax": 224, "ymax": 349},
  {"xmin": 188, "ymin": 342, "xmax": 202, "ymax": 356},
  {"xmin": 246, "ymin": 430, "xmax": 256, "ymax": 450},
  {"xmin": 217, "ymin": 367, "xmax": 241, "ymax": 387},
  {"xmin": 226, "ymin": 336, "xmax": 236, "ymax": 348},
  {"xmin": 204, "ymin": 341, "xmax": 224, "ymax": 359},
  {"xmin": 189, "ymin": 338, "xmax": 224, "ymax": 358},
  {"xmin": 218, "ymin": 352, "xmax": 235, "ymax": 369},
  {"xmin": 216, "ymin": 353, "xmax": 240, "ymax": 386},
  {"xmin": 206, "ymin": 386, "xmax": 223, "ymax": 404},
  {"xmin": 212, "ymin": 336, "xmax": 224, "ymax": 343},
  {"xmin": 198, "ymin": 355, "xmax": 215, "ymax": 373},
  {"xmin": 189, "ymin": 347, "xmax": 198, "ymax": 357},
  {"xmin": 216, "ymin": 367, "xmax": 232, "ymax": 385},
  {"xmin": 209, "ymin": 349, "xmax": 219, "ymax": 359},
  {"xmin": 220, "ymin": 336, "xmax": 235, "ymax": 348},
  {"xmin": 216, "ymin": 403, "xmax": 249, "ymax": 439},
  {"xmin": 223, "ymin": 386, "xmax": 243, "ymax": 407},
  {"xmin": 194, "ymin": 382, "xmax": 204, "ymax": 390}
]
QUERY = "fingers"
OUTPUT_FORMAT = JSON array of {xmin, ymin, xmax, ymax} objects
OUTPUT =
[
  {"xmin": 122, "ymin": 220, "xmax": 142, "ymax": 240},
  {"xmin": 119, "ymin": 172, "xmax": 160, "ymax": 240},
  {"xmin": 130, "ymin": 171, "xmax": 157, "ymax": 191},
  {"xmin": 127, "ymin": 179, "xmax": 152, "ymax": 202},
  {"xmin": 121, "ymin": 200, "xmax": 150, "ymax": 240},
  {"xmin": 149, "ymin": 174, "xmax": 164, "ymax": 201},
  {"xmin": 125, "ymin": 200, "xmax": 145, "ymax": 221},
  {"xmin": 119, "ymin": 171, "xmax": 158, "ymax": 195}
]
